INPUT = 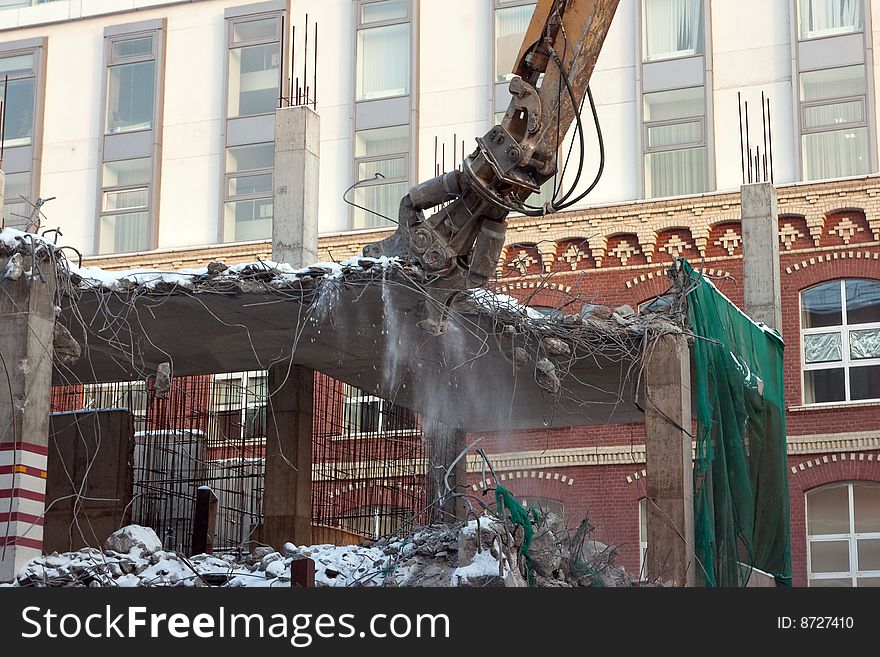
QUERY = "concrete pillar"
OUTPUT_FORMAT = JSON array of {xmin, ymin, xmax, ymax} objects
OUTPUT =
[
  {"xmin": 262, "ymin": 115, "xmax": 318, "ymax": 548},
  {"xmin": 644, "ymin": 333, "xmax": 696, "ymax": 587},
  {"xmin": 273, "ymin": 105, "xmax": 320, "ymax": 267},
  {"xmin": 0, "ymin": 253, "xmax": 56, "ymax": 582},
  {"xmin": 741, "ymin": 183, "xmax": 782, "ymax": 332},
  {"xmin": 426, "ymin": 425, "xmax": 468, "ymax": 524},
  {"xmin": 45, "ymin": 410, "xmax": 133, "ymax": 553},
  {"xmin": 262, "ymin": 363, "xmax": 314, "ymax": 550}
]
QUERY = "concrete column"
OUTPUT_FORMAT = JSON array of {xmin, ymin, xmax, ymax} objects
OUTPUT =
[
  {"xmin": 273, "ymin": 105, "xmax": 320, "ymax": 268},
  {"xmin": 262, "ymin": 118, "xmax": 319, "ymax": 549},
  {"xmin": 45, "ymin": 410, "xmax": 133, "ymax": 553},
  {"xmin": 741, "ymin": 183, "xmax": 782, "ymax": 332},
  {"xmin": 426, "ymin": 425, "xmax": 468, "ymax": 524},
  {"xmin": 0, "ymin": 253, "xmax": 56, "ymax": 582},
  {"xmin": 644, "ymin": 333, "xmax": 696, "ymax": 587},
  {"xmin": 262, "ymin": 363, "xmax": 314, "ymax": 550}
]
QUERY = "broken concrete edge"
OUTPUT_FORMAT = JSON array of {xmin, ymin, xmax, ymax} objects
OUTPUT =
[{"xmin": 2, "ymin": 226, "xmax": 687, "ymax": 350}]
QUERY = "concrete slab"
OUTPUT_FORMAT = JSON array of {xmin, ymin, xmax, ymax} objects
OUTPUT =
[{"xmin": 54, "ymin": 260, "xmax": 672, "ymax": 432}]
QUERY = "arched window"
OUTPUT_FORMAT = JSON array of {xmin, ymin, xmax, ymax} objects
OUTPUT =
[
  {"xmin": 800, "ymin": 279, "xmax": 880, "ymax": 404},
  {"xmin": 806, "ymin": 482, "xmax": 880, "ymax": 586}
]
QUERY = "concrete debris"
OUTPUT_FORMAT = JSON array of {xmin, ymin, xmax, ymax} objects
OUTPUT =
[
  {"xmin": 581, "ymin": 303, "xmax": 612, "ymax": 320},
  {"xmin": 613, "ymin": 304, "xmax": 635, "ymax": 319},
  {"xmin": 535, "ymin": 357, "xmax": 561, "ymax": 394},
  {"xmin": 104, "ymin": 524, "xmax": 163, "ymax": 555},
  {"xmin": 207, "ymin": 261, "xmax": 228, "ymax": 275},
  {"xmin": 511, "ymin": 346, "xmax": 529, "ymax": 367},
  {"xmin": 5, "ymin": 515, "xmax": 635, "ymax": 588},
  {"xmin": 541, "ymin": 337, "xmax": 571, "ymax": 356},
  {"xmin": 4, "ymin": 252, "xmax": 23, "ymax": 280},
  {"xmin": 416, "ymin": 318, "xmax": 447, "ymax": 335},
  {"xmin": 53, "ymin": 322, "xmax": 81, "ymax": 366},
  {"xmin": 154, "ymin": 362, "xmax": 172, "ymax": 398}
]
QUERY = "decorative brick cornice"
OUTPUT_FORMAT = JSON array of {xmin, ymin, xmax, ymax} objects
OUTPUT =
[{"xmin": 84, "ymin": 175, "xmax": 880, "ymax": 278}]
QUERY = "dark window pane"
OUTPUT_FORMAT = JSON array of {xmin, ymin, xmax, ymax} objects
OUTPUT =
[
  {"xmin": 846, "ymin": 279, "xmax": 880, "ymax": 325},
  {"xmin": 106, "ymin": 60, "xmax": 155, "ymax": 133},
  {"xmin": 0, "ymin": 77, "xmax": 35, "ymax": 146},
  {"xmin": 804, "ymin": 368, "xmax": 846, "ymax": 403},
  {"xmin": 802, "ymin": 281, "xmax": 842, "ymax": 328},
  {"xmin": 850, "ymin": 365, "xmax": 880, "ymax": 401}
]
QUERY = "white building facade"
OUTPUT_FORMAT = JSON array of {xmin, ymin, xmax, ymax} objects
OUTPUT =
[{"xmin": 0, "ymin": 0, "xmax": 875, "ymax": 257}]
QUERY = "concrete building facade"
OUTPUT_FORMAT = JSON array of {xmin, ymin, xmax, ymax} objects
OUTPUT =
[{"xmin": 1, "ymin": 0, "xmax": 879, "ymax": 586}]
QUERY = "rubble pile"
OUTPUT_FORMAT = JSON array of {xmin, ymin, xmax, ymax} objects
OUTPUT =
[{"xmin": 4, "ymin": 514, "xmax": 633, "ymax": 588}]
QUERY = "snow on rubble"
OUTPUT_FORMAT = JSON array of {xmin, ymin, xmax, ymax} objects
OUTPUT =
[
  {"xmin": 2, "ymin": 519, "xmax": 526, "ymax": 588},
  {"xmin": 68, "ymin": 256, "xmax": 402, "ymax": 292}
]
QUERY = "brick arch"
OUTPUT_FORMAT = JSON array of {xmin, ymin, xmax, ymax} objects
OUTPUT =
[
  {"xmin": 654, "ymin": 227, "xmax": 701, "ymax": 261},
  {"xmin": 605, "ymin": 232, "xmax": 647, "ymax": 268},
  {"xmin": 553, "ymin": 238, "xmax": 595, "ymax": 273},
  {"xmin": 707, "ymin": 221, "xmax": 743, "ymax": 258},
  {"xmin": 788, "ymin": 454, "xmax": 880, "ymax": 586},
  {"xmin": 503, "ymin": 243, "xmax": 543, "ymax": 276},
  {"xmin": 470, "ymin": 470, "xmax": 575, "ymax": 501},
  {"xmin": 822, "ymin": 209, "xmax": 873, "ymax": 247},
  {"xmin": 778, "ymin": 214, "xmax": 813, "ymax": 251}
]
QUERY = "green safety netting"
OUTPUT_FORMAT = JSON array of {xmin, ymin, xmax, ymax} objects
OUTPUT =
[{"xmin": 682, "ymin": 259, "xmax": 792, "ymax": 586}]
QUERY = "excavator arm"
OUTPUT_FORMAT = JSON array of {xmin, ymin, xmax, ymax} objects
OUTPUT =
[{"xmin": 362, "ymin": 0, "xmax": 620, "ymax": 289}]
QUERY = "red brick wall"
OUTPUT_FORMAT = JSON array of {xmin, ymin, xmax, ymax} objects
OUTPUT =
[{"xmin": 787, "ymin": 452, "xmax": 880, "ymax": 586}]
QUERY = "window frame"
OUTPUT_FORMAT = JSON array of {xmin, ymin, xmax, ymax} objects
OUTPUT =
[
  {"xmin": 211, "ymin": 371, "xmax": 267, "ymax": 445},
  {"xmin": 95, "ymin": 21, "xmax": 164, "ymax": 255},
  {"xmin": 220, "ymin": 4, "xmax": 285, "ymax": 244},
  {"xmin": 225, "ymin": 11, "xmax": 283, "ymax": 120},
  {"xmin": 223, "ymin": 140, "xmax": 275, "ymax": 242},
  {"xmin": 104, "ymin": 31, "xmax": 159, "ymax": 136},
  {"xmin": 351, "ymin": 0, "xmax": 415, "ymax": 231},
  {"xmin": 339, "ymin": 383, "xmax": 420, "ymax": 439},
  {"xmin": 640, "ymin": 0, "xmax": 706, "ymax": 64},
  {"xmin": 0, "ymin": 37, "xmax": 45, "ymax": 231},
  {"xmin": 355, "ymin": 0, "xmax": 412, "ymax": 102},
  {"xmin": 800, "ymin": 279, "xmax": 880, "ymax": 405},
  {"xmin": 806, "ymin": 481, "xmax": 880, "ymax": 587},
  {"xmin": 641, "ymin": 85, "xmax": 710, "ymax": 199},
  {"xmin": 797, "ymin": 0, "xmax": 865, "ymax": 42}
]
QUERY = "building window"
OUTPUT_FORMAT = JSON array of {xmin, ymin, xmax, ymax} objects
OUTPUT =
[
  {"xmin": 807, "ymin": 482, "xmax": 880, "ymax": 587},
  {"xmin": 97, "ymin": 23, "xmax": 163, "ymax": 255},
  {"xmin": 356, "ymin": 0, "xmax": 410, "ymax": 101},
  {"xmin": 798, "ymin": 0, "xmax": 862, "ymax": 40},
  {"xmin": 83, "ymin": 380, "xmax": 148, "ymax": 433},
  {"xmin": 0, "ymin": 1, "xmax": 62, "ymax": 10},
  {"xmin": 227, "ymin": 14, "xmax": 281, "ymax": 118},
  {"xmin": 342, "ymin": 383, "xmax": 418, "ymax": 436},
  {"xmin": 799, "ymin": 65, "xmax": 869, "ymax": 181},
  {"xmin": 223, "ymin": 142, "xmax": 274, "ymax": 242},
  {"xmin": 105, "ymin": 35, "xmax": 156, "ymax": 134},
  {"xmin": 643, "ymin": 86, "xmax": 707, "ymax": 197},
  {"xmin": 353, "ymin": 125, "xmax": 409, "ymax": 229},
  {"xmin": 0, "ymin": 44, "xmax": 41, "ymax": 230},
  {"xmin": 99, "ymin": 158, "xmax": 152, "ymax": 254},
  {"xmin": 642, "ymin": 0, "xmax": 704, "ymax": 62},
  {"xmin": 801, "ymin": 279, "xmax": 880, "ymax": 404},
  {"xmin": 211, "ymin": 372, "xmax": 267, "ymax": 443},
  {"xmin": 494, "ymin": 0, "xmax": 535, "ymax": 83}
]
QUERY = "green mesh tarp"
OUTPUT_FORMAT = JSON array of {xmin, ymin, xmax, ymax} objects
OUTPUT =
[{"xmin": 682, "ymin": 260, "xmax": 792, "ymax": 586}]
